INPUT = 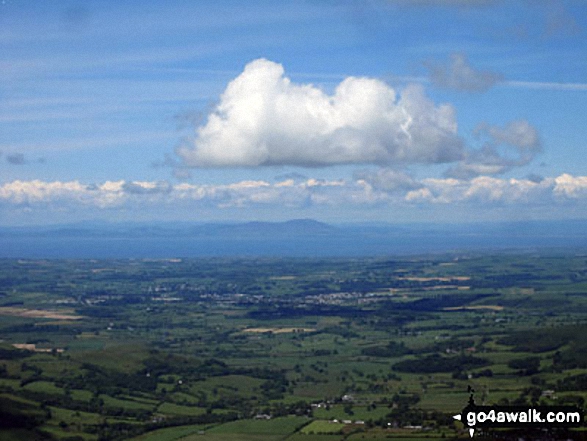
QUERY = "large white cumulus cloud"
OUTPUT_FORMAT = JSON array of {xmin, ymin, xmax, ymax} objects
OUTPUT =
[{"xmin": 177, "ymin": 59, "xmax": 463, "ymax": 167}]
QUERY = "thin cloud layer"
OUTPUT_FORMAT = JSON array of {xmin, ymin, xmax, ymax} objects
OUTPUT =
[
  {"xmin": 405, "ymin": 174, "xmax": 587, "ymax": 204},
  {"xmin": 122, "ymin": 181, "xmax": 173, "ymax": 195},
  {"xmin": 2, "ymin": 174, "xmax": 587, "ymax": 213},
  {"xmin": 387, "ymin": 0, "xmax": 501, "ymax": 6},
  {"xmin": 177, "ymin": 58, "xmax": 464, "ymax": 168},
  {"xmin": 426, "ymin": 53, "xmax": 503, "ymax": 92}
]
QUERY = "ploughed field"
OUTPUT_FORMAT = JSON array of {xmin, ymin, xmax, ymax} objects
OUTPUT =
[{"xmin": 1, "ymin": 254, "xmax": 586, "ymax": 440}]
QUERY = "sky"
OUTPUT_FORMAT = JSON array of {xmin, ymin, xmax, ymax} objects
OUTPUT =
[{"xmin": 1, "ymin": 0, "xmax": 587, "ymax": 225}]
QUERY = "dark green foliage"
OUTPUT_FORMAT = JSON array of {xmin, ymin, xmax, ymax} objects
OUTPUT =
[
  {"xmin": 75, "ymin": 306, "xmax": 120, "ymax": 318},
  {"xmin": 247, "ymin": 304, "xmax": 372, "ymax": 320},
  {"xmin": 390, "ymin": 294, "xmax": 494, "ymax": 311},
  {"xmin": 321, "ymin": 325, "xmax": 359, "ymax": 338},
  {"xmin": 392, "ymin": 354, "xmax": 490, "ymax": 373},
  {"xmin": 471, "ymin": 368, "xmax": 493, "ymax": 378},
  {"xmin": 498, "ymin": 324, "xmax": 587, "ymax": 352},
  {"xmin": 2, "ymin": 324, "xmax": 77, "ymax": 334},
  {"xmin": 361, "ymin": 341, "xmax": 412, "ymax": 357},
  {"xmin": 0, "ymin": 347, "xmax": 32, "ymax": 360},
  {"xmin": 557, "ymin": 373, "xmax": 587, "ymax": 392},
  {"xmin": 552, "ymin": 339, "xmax": 587, "ymax": 369},
  {"xmin": 61, "ymin": 363, "xmax": 159, "ymax": 395},
  {"xmin": 391, "ymin": 393, "xmax": 420, "ymax": 408},
  {"xmin": 508, "ymin": 356, "xmax": 541, "ymax": 375},
  {"xmin": 0, "ymin": 396, "xmax": 48, "ymax": 429},
  {"xmin": 423, "ymin": 337, "xmax": 475, "ymax": 353}
]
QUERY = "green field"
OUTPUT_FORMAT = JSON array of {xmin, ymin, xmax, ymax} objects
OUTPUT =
[
  {"xmin": 300, "ymin": 420, "xmax": 345, "ymax": 434},
  {"xmin": 0, "ymin": 255, "xmax": 586, "ymax": 440}
]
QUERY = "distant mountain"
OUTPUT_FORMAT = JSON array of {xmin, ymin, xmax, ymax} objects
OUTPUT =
[
  {"xmin": 198, "ymin": 219, "xmax": 335, "ymax": 236},
  {"xmin": 0, "ymin": 219, "xmax": 335, "ymax": 238}
]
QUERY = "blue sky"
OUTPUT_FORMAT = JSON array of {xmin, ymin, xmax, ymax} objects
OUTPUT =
[{"xmin": 1, "ymin": 0, "xmax": 587, "ymax": 225}]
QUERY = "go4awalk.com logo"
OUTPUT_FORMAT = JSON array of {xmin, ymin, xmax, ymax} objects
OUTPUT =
[{"xmin": 453, "ymin": 389, "xmax": 583, "ymax": 437}]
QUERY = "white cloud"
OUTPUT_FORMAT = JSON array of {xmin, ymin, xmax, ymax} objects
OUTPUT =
[
  {"xmin": 0, "ymin": 179, "xmax": 129, "ymax": 209},
  {"xmin": 480, "ymin": 120, "xmax": 541, "ymax": 152},
  {"xmin": 177, "ymin": 58, "xmax": 463, "ymax": 168},
  {"xmin": 405, "ymin": 187, "xmax": 434, "ymax": 202},
  {"xmin": 2, "ymin": 173, "xmax": 587, "ymax": 214},
  {"xmin": 553, "ymin": 174, "xmax": 587, "ymax": 199},
  {"xmin": 426, "ymin": 53, "xmax": 503, "ymax": 92},
  {"xmin": 0, "ymin": 180, "xmax": 89, "ymax": 205},
  {"xmin": 406, "ymin": 177, "xmax": 464, "ymax": 203},
  {"xmin": 446, "ymin": 119, "xmax": 541, "ymax": 179},
  {"xmin": 122, "ymin": 180, "xmax": 172, "ymax": 195},
  {"xmin": 354, "ymin": 168, "xmax": 421, "ymax": 192},
  {"xmin": 405, "ymin": 175, "xmax": 556, "ymax": 204}
]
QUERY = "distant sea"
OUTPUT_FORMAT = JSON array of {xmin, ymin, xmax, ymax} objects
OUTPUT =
[{"xmin": 2, "ymin": 220, "xmax": 587, "ymax": 258}]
